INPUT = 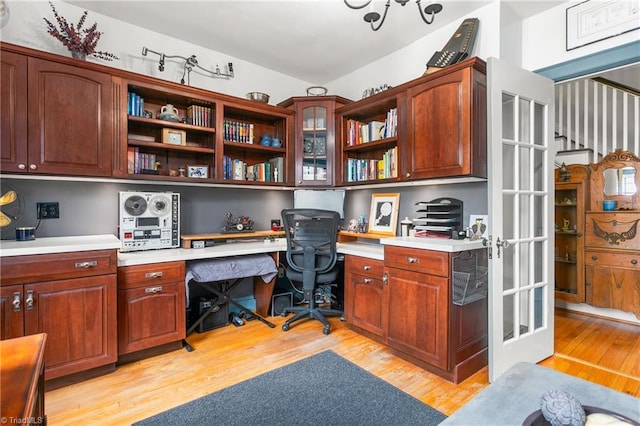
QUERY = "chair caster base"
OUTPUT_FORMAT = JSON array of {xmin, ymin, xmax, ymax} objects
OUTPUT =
[
  {"xmin": 282, "ymin": 323, "xmax": 291, "ymax": 332},
  {"xmin": 323, "ymin": 327, "xmax": 330, "ymax": 335}
]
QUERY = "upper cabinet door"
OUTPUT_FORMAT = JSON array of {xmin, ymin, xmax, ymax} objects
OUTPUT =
[
  {"xmin": 1, "ymin": 52, "xmax": 28, "ymax": 172},
  {"xmin": 27, "ymin": 57, "xmax": 113, "ymax": 176},
  {"xmin": 405, "ymin": 63, "xmax": 486, "ymax": 180}
]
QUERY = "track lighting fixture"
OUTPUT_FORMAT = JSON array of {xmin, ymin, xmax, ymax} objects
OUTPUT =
[{"xmin": 141, "ymin": 47, "xmax": 234, "ymax": 85}]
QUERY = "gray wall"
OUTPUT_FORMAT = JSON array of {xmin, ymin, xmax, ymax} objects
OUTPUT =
[{"xmin": 1, "ymin": 178, "xmax": 487, "ymax": 240}]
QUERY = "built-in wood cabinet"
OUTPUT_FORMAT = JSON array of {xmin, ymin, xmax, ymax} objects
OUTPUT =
[
  {"xmin": 554, "ymin": 164, "xmax": 589, "ymax": 303},
  {"xmin": 404, "ymin": 59, "xmax": 487, "ymax": 180},
  {"xmin": 279, "ymin": 96, "xmax": 351, "ymax": 186},
  {"xmin": 585, "ymin": 150, "xmax": 640, "ymax": 318},
  {"xmin": 345, "ymin": 245, "xmax": 488, "ymax": 384},
  {"xmin": 1, "ymin": 48, "xmax": 114, "ymax": 176},
  {"xmin": 0, "ymin": 250, "xmax": 118, "ymax": 381},
  {"xmin": 117, "ymin": 261, "xmax": 186, "ymax": 356},
  {"xmin": 344, "ymin": 255, "xmax": 385, "ymax": 338}
]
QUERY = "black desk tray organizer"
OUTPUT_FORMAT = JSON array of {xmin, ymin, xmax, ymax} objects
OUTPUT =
[{"xmin": 413, "ymin": 197, "xmax": 463, "ymax": 238}]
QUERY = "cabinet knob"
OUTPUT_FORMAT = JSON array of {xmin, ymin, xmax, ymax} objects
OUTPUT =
[
  {"xmin": 591, "ymin": 255, "xmax": 598, "ymax": 261},
  {"xmin": 12, "ymin": 292, "xmax": 21, "ymax": 312},
  {"xmin": 382, "ymin": 273, "xmax": 388, "ymax": 285},
  {"xmin": 18, "ymin": 163, "xmax": 26, "ymax": 170},
  {"xmin": 145, "ymin": 271, "xmax": 164, "ymax": 278},
  {"xmin": 363, "ymin": 278, "xmax": 372, "ymax": 284},
  {"xmin": 363, "ymin": 265, "xmax": 372, "ymax": 271},
  {"xmin": 25, "ymin": 290, "xmax": 34, "ymax": 310},
  {"xmin": 406, "ymin": 256, "xmax": 418, "ymax": 263},
  {"xmin": 29, "ymin": 164, "xmax": 37, "ymax": 170},
  {"xmin": 406, "ymin": 172, "xmax": 411, "ymax": 178},
  {"xmin": 632, "ymin": 259, "xmax": 638, "ymax": 265}
]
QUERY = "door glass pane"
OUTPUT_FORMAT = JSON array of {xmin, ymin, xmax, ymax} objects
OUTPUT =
[
  {"xmin": 503, "ymin": 242, "xmax": 515, "ymax": 291},
  {"xmin": 534, "ymin": 240, "xmax": 544, "ymax": 282},
  {"xmin": 503, "ymin": 293, "xmax": 515, "ymax": 342},
  {"xmin": 534, "ymin": 286, "xmax": 544, "ymax": 329},
  {"xmin": 519, "ymin": 289, "xmax": 530, "ymax": 334},
  {"xmin": 534, "ymin": 194, "xmax": 545, "ymax": 238},
  {"xmin": 533, "ymin": 102, "xmax": 546, "ymax": 146},
  {"xmin": 503, "ymin": 144, "xmax": 516, "ymax": 190},
  {"xmin": 502, "ymin": 93, "xmax": 515, "ymax": 141},
  {"xmin": 519, "ymin": 194, "xmax": 530, "ymax": 238},
  {"xmin": 519, "ymin": 97, "xmax": 531, "ymax": 143},
  {"xmin": 519, "ymin": 146, "xmax": 531, "ymax": 190},
  {"xmin": 519, "ymin": 241, "xmax": 530, "ymax": 288},
  {"xmin": 302, "ymin": 107, "xmax": 314, "ymax": 130},
  {"xmin": 534, "ymin": 148, "xmax": 545, "ymax": 192},
  {"xmin": 503, "ymin": 193, "xmax": 515, "ymax": 240}
]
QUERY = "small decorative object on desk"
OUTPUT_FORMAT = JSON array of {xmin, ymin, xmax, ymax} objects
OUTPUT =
[
  {"xmin": 222, "ymin": 213, "xmax": 254, "ymax": 233},
  {"xmin": 43, "ymin": 1, "xmax": 118, "ymax": 61}
]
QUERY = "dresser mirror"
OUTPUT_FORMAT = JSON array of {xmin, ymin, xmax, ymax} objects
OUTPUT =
[
  {"xmin": 603, "ymin": 166, "xmax": 637, "ymax": 196},
  {"xmin": 590, "ymin": 149, "xmax": 640, "ymax": 211}
]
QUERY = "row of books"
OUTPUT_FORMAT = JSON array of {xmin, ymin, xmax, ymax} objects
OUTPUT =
[
  {"xmin": 127, "ymin": 147, "xmax": 159, "ymax": 174},
  {"xmin": 345, "ymin": 146, "xmax": 397, "ymax": 182},
  {"xmin": 345, "ymin": 107, "xmax": 398, "ymax": 146},
  {"xmin": 187, "ymin": 105, "xmax": 213, "ymax": 128},
  {"xmin": 222, "ymin": 156, "xmax": 284, "ymax": 182},
  {"xmin": 127, "ymin": 92, "xmax": 145, "ymax": 117},
  {"xmin": 224, "ymin": 120, "xmax": 255, "ymax": 144}
]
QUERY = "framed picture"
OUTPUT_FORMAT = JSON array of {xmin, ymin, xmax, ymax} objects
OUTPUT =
[
  {"xmin": 368, "ymin": 193, "xmax": 400, "ymax": 235},
  {"xmin": 566, "ymin": 0, "xmax": 640, "ymax": 50},
  {"xmin": 469, "ymin": 214, "xmax": 488, "ymax": 239},
  {"xmin": 187, "ymin": 165, "xmax": 208, "ymax": 179},
  {"xmin": 162, "ymin": 128, "xmax": 186, "ymax": 146}
]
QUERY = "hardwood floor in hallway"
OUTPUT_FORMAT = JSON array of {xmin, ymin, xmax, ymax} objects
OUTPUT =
[{"xmin": 43, "ymin": 309, "xmax": 640, "ymax": 425}]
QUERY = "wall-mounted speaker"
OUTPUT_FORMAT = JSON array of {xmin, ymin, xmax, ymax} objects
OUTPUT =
[{"xmin": 271, "ymin": 291, "xmax": 293, "ymax": 316}]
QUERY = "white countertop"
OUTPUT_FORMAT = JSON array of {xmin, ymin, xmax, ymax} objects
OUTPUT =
[
  {"xmin": 381, "ymin": 236, "xmax": 486, "ymax": 252},
  {"xmin": 0, "ymin": 234, "xmax": 483, "ymax": 265},
  {"xmin": 0, "ymin": 234, "xmax": 121, "ymax": 257}
]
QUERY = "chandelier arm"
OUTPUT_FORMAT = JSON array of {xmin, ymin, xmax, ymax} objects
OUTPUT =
[
  {"xmin": 370, "ymin": 0, "xmax": 391, "ymax": 31},
  {"xmin": 344, "ymin": 0, "xmax": 373, "ymax": 10},
  {"xmin": 416, "ymin": 1, "xmax": 442, "ymax": 24}
]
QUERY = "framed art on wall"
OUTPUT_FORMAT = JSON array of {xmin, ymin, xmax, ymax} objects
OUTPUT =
[
  {"xmin": 368, "ymin": 193, "xmax": 400, "ymax": 235},
  {"xmin": 566, "ymin": 0, "xmax": 640, "ymax": 50}
]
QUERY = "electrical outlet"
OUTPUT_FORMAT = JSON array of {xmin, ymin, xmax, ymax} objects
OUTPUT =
[{"xmin": 37, "ymin": 202, "xmax": 60, "ymax": 219}]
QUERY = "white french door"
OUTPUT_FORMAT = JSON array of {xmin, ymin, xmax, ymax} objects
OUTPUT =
[{"xmin": 487, "ymin": 57, "xmax": 555, "ymax": 382}]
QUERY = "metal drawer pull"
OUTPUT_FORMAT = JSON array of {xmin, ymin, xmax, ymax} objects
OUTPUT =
[
  {"xmin": 145, "ymin": 272, "xmax": 164, "ymax": 278},
  {"xmin": 12, "ymin": 292, "xmax": 21, "ymax": 312},
  {"xmin": 363, "ymin": 265, "xmax": 372, "ymax": 271},
  {"xmin": 25, "ymin": 290, "xmax": 34, "ymax": 310},
  {"xmin": 363, "ymin": 278, "xmax": 372, "ymax": 284},
  {"xmin": 145, "ymin": 286, "xmax": 163, "ymax": 294},
  {"xmin": 632, "ymin": 259, "xmax": 638, "ymax": 265},
  {"xmin": 75, "ymin": 260, "xmax": 98, "ymax": 268},
  {"xmin": 406, "ymin": 257, "xmax": 418, "ymax": 263}
]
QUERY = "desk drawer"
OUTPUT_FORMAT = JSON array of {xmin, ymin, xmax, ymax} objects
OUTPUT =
[
  {"xmin": 1, "ymin": 250, "xmax": 116, "ymax": 285},
  {"xmin": 346, "ymin": 255, "xmax": 384, "ymax": 277},
  {"xmin": 384, "ymin": 246, "xmax": 450, "ymax": 277},
  {"xmin": 118, "ymin": 261, "xmax": 185, "ymax": 289},
  {"xmin": 585, "ymin": 250, "xmax": 640, "ymax": 269}
]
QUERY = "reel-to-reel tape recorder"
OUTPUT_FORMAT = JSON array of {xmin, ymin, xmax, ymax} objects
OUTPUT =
[{"xmin": 119, "ymin": 191, "xmax": 180, "ymax": 252}]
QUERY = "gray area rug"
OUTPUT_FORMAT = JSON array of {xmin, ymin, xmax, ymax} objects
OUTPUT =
[{"xmin": 134, "ymin": 350, "xmax": 446, "ymax": 425}]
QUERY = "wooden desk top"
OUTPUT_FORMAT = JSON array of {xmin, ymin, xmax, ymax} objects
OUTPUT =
[{"xmin": 0, "ymin": 333, "xmax": 47, "ymax": 422}]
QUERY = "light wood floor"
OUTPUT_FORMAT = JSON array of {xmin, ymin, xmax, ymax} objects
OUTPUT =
[{"xmin": 44, "ymin": 308, "xmax": 640, "ymax": 425}]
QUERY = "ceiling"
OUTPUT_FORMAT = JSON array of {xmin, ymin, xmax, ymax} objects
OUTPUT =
[{"xmin": 65, "ymin": 0, "xmax": 567, "ymax": 84}]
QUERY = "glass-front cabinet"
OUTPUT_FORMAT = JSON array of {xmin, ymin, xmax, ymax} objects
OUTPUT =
[
  {"xmin": 279, "ymin": 96, "xmax": 351, "ymax": 186},
  {"xmin": 554, "ymin": 164, "xmax": 589, "ymax": 303}
]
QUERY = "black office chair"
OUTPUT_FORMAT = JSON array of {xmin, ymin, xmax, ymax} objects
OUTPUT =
[{"xmin": 280, "ymin": 208, "xmax": 343, "ymax": 335}]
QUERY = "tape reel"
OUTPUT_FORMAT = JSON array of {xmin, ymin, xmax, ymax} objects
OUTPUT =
[
  {"xmin": 148, "ymin": 195, "xmax": 171, "ymax": 216},
  {"xmin": 123, "ymin": 195, "xmax": 147, "ymax": 216}
]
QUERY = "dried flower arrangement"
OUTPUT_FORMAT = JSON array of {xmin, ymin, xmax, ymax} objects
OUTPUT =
[{"xmin": 43, "ymin": 1, "xmax": 118, "ymax": 61}]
